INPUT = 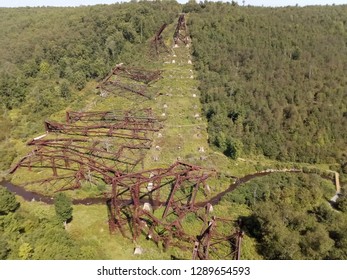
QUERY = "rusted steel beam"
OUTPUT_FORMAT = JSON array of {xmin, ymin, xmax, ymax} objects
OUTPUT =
[
  {"xmin": 12, "ymin": 148, "xmax": 121, "ymax": 176},
  {"xmin": 113, "ymin": 65, "xmax": 163, "ymax": 85},
  {"xmin": 99, "ymin": 65, "xmax": 162, "ymax": 86},
  {"xmin": 97, "ymin": 65, "xmax": 162, "ymax": 99},
  {"xmin": 235, "ymin": 219, "xmax": 244, "ymax": 260},
  {"xmin": 106, "ymin": 161, "xmax": 216, "ymax": 247},
  {"xmin": 194, "ymin": 216, "xmax": 217, "ymax": 260},
  {"xmin": 7, "ymin": 108, "xmax": 161, "ymax": 191},
  {"xmin": 162, "ymin": 175, "xmax": 182, "ymax": 219},
  {"xmin": 44, "ymin": 120, "xmax": 155, "ymax": 139},
  {"xmin": 66, "ymin": 108, "xmax": 159, "ymax": 124},
  {"xmin": 26, "ymin": 138, "xmax": 149, "ymax": 170},
  {"xmin": 101, "ymin": 80, "xmax": 151, "ymax": 99},
  {"xmin": 193, "ymin": 217, "xmax": 241, "ymax": 260},
  {"xmin": 155, "ymin": 23, "xmax": 167, "ymax": 40},
  {"xmin": 28, "ymin": 137, "xmax": 152, "ymax": 151},
  {"xmin": 9, "ymin": 136, "xmax": 148, "ymax": 192},
  {"xmin": 174, "ymin": 14, "xmax": 189, "ymax": 45},
  {"xmin": 152, "ymin": 23, "xmax": 168, "ymax": 55}
]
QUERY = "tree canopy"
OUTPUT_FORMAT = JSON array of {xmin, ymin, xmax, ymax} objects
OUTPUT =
[
  {"xmin": 54, "ymin": 193, "xmax": 73, "ymax": 224},
  {"xmin": 188, "ymin": 3, "xmax": 347, "ymax": 164},
  {"xmin": 0, "ymin": 186, "xmax": 19, "ymax": 215},
  {"xmin": 223, "ymin": 172, "xmax": 346, "ymax": 259}
]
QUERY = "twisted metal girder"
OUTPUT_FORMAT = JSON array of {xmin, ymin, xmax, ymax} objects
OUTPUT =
[
  {"xmin": 192, "ymin": 217, "xmax": 244, "ymax": 260},
  {"xmin": 10, "ymin": 109, "xmax": 162, "ymax": 192},
  {"xmin": 97, "ymin": 65, "xmax": 162, "ymax": 99},
  {"xmin": 152, "ymin": 23, "xmax": 168, "ymax": 55},
  {"xmin": 106, "ymin": 162, "xmax": 216, "ymax": 247},
  {"xmin": 174, "ymin": 14, "xmax": 189, "ymax": 45}
]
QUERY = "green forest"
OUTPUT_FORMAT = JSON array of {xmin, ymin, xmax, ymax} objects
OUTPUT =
[
  {"xmin": 0, "ymin": 1, "xmax": 347, "ymax": 260},
  {"xmin": 0, "ymin": 186, "xmax": 105, "ymax": 259},
  {"xmin": 223, "ymin": 172, "xmax": 347, "ymax": 259},
  {"xmin": 187, "ymin": 3, "xmax": 347, "ymax": 165}
]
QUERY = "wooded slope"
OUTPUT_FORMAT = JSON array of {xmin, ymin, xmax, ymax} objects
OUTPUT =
[{"xmin": 188, "ymin": 3, "xmax": 347, "ymax": 165}]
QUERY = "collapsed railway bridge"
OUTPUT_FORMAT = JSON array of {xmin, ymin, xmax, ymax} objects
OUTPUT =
[
  {"xmin": 97, "ymin": 64, "xmax": 163, "ymax": 99},
  {"xmin": 9, "ymin": 15, "xmax": 243, "ymax": 260},
  {"xmin": 10, "ymin": 108, "xmax": 162, "ymax": 191}
]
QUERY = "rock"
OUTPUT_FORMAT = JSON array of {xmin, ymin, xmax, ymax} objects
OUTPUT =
[
  {"xmin": 153, "ymin": 155, "xmax": 159, "ymax": 161},
  {"xmin": 100, "ymin": 90, "xmax": 108, "ymax": 98},
  {"xmin": 143, "ymin": 202, "xmax": 153, "ymax": 212},
  {"xmin": 206, "ymin": 203, "xmax": 213, "ymax": 213},
  {"xmin": 134, "ymin": 246, "xmax": 143, "ymax": 255},
  {"xmin": 147, "ymin": 182, "xmax": 153, "ymax": 192}
]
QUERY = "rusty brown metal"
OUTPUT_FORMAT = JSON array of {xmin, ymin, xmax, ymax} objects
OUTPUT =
[
  {"xmin": 99, "ymin": 80, "xmax": 151, "ymax": 99},
  {"xmin": 152, "ymin": 23, "xmax": 168, "ymax": 55},
  {"xmin": 112, "ymin": 65, "xmax": 162, "ymax": 85},
  {"xmin": 174, "ymin": 14, "xmax": 189, "ymax": 45},
  {"xmin": 192, "ymin": 217, "xmax": 244, "ymax": 260},
  {"xmin": 66, "ymin": 108, "xmax": 159, "ymax": 124},
  {"xmin": 11, "ymin": 113, "xmax": 240, "ymax": 258},
  {"xmin": 235, "ymin": 219, "xmax": 244, "ymax": 260},
  {"xmin": 97, "ymin": 65, "xmax": 162, "ymax": 99},
  {"xmin": 10, "ymin": 109, "xmax": 162, "ymax": 192},
  {"xmin": 106, "ymin": 161, "xmax": 217, "ymax": 249},
  {"xmin": 44, "ymin": 120, "xmax": 157, "ymax": 139}
]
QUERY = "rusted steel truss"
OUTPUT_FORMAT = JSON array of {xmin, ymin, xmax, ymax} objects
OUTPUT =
[
  {"xmin": 97, "ymin": 65, "xmax": 162, "ymax": 99},
  {"xmin": 112, "ymin": 65, "xmax": 162, "ymax": 85},
  {"xmin": 66, "ymin": 108, "xmax": 158, "ymax": 124},
  {"xmin": 106, "ymin": 162, "xmax": 216, "ymax": 248},
  {"xmin": 99, "ymin": 80, "xmax": 150, "ymax": 99},
  {"xmin": 45, "ymin": 108, "xmax": 162, "ymax": 140},
  {"xmin": 10, "ymin": 140, "xmax": 144, "ymax": 191},
  {"xmin": 10, "ymin": 109, "xmax": 161, "ymax": 192},
  {"xmin": 44, "ymin": 120, "xmax": 156, "ymax": 140},
  {"xmin": 174, "ymin": 14, "xmax": 189, "ymax": 45},
  {"xmin": 152, "ymin": 23, "xmax": 169, "ymax": 55},
  {"xmin": 192, "ymin": 217, "xmax": 244, "ymax": 260}
]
